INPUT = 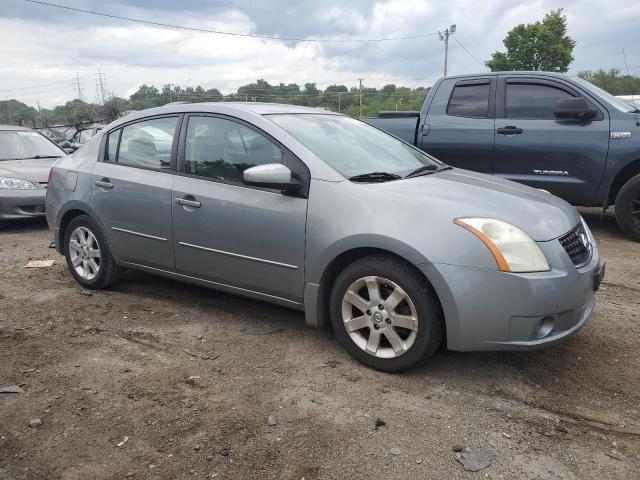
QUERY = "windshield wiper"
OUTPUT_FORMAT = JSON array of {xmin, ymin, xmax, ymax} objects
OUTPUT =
[
  {"xmin": 16, "ymin": 155, "xmax": 62, "ymax": 160},
  {"xmin": 405, "ymin": 164, "xmax": 452, "ymax": 178},
  {"xmin": 349, "ymin": 172, "xmax": 402, "ymax": 183}
]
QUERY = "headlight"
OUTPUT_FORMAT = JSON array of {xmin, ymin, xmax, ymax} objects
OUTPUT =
[
  {"xmin": 0, "ymin": 177, "xmax": 38, "ymax": 190},
  {"xmin": 454, "ymin": 218, "xmax": 550, "ymax": 273}
]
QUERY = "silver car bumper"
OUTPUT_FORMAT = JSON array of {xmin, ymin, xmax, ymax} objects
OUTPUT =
[
  {"xmin": 0, "ymin": 189, "xmax": 47, "ymax": 219},
  {"xmin": 420, "ymin": 228, "xmax": 601, "ymax": 351}
]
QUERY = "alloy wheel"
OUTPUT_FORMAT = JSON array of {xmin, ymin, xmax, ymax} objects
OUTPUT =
[
  {"xmin": 68, "ymin": 226, "xmax": 101, "ymax": 281},
  {"xmin": 341, "ymin": 276, "xmax": 418, "ymax": 359}
]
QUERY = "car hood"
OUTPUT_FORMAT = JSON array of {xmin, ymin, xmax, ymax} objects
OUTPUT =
[
  {"xmin": 365, "ymin": 168, "xmax": 580, "ymax": 242},
  {"xmin": 0, "ymin": 158, "xmax": 58, "ymax": 184}
]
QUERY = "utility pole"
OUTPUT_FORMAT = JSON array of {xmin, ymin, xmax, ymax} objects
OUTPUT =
[
  {"xmin": 338, "ymin": 93, "xmax": 342, "ymax": 111},
  {"xmin": 72, "ymin": 72, "xmax": 85, "ymax": 102},
  {"xmin": 358, "ymin": 79, "xmax": 364, "ymax": 118},
  {"xmin": 95, "ymin": 67, "xmax": 107, "ymax": 104},
  {"xmin": 438, "ymin": 24, "xmax": 456, "ymax": 76}
]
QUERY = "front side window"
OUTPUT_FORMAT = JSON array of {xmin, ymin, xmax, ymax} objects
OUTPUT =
[
  {"xmin": 447, "ymin": 82, "xmax": 490, "ymax": 118},
  {"xmin": 184, "ymin": 116, "xmax": 283, "ymax": 183},
  {"xmin": 268, "ymin": 114, "xmax": 439, "ymax": 178},
  {"xmin": 506, "ymin": 83, "xmax": 575, "ymax": 120},
  {"xmin": 116, "ymin": 117, "xmax": 178, "ymax": 170}
]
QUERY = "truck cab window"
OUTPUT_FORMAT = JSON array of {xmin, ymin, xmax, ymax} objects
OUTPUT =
[
  {"xmin": 506, "ymin": 83, "xmax": 574, "ymax": 120},
  {"xmin": 447, "ymin": 83, "xmax": 490, "ymax": 118}
]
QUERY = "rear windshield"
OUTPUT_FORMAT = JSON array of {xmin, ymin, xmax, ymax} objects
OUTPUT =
[
  {"xmin": 268, "ymin": 114, "xmax": 439, "ymax": 178},
  {"xmin": 0, "ymin": 130, "xmax": 64, "ymax": 160}
]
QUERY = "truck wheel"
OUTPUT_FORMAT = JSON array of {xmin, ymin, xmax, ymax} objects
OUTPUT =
[
  {"xmin": 614, "ymin": 174, "xmax": 640, "ymax": 242},
  {"xmin": 64, "ymin": 215, "xmax": 121, "ymax": 289},
  {"xmin": 329, "ymin": 255, "xmax": 444, "ymax": 372}
]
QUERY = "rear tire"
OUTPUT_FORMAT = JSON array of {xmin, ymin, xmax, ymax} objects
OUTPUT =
[
  {"xmin": 329, "ymin": 255, "xmax": 444, "ymax": 372},
  {"xmin": 63, "ymin": 215, "xmax": 120, "ymax": 289},
  {"xmin": 614, "ymin": 174, "xmax": 640, "ymax": 242}
]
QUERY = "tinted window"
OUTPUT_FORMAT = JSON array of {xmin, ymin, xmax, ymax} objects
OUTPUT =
[
  {"xmin": 117, "ymin": 117, "xmax": 178, "ymax": 170},
  {"xmin": 506, "ymin": 83, "xmax": 575, "ymax": 119},
  {"xmin": 447, "ymin": 83, "xmax": 490, "ymax": 118},
  {"xmin": 185, "ymin": 116, "xmax": 283, "ymax": 183},
  {"xmin": 106, "ymin": 129, "xmax": 120, "ymax": 161}
]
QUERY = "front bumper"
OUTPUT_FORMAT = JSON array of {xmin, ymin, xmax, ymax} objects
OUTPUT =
[
  {"xmin": 0, "ymin": 189, "xmax": 46, "ymax": 219},
  {"xmin": 419, "ymin": 228, "xmax": 601, "ymax": 351}
]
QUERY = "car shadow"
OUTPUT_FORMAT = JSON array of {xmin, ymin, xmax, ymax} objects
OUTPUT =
[{"xmin": 0, "ymin": 217, "xmax": 49, "ymax": 234}]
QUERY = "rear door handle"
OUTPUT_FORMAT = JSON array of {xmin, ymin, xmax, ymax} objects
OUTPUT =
[
  {"xmin": 175, "ymin": 196, "xmax": 201, "ymax": 208},
  {"xmin": 497, "ymin": 126, "xmax": 523, "ymax": 135},
  {"xmin": 94, "ymin": 178, "xmax": 113, "ymax": 189}
]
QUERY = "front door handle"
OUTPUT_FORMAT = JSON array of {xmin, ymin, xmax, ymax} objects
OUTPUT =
[
  {"xmin": 175, "ymin": 196, "xmax": 201, "ymax": 208},
  {"xmin": 94, "ymin": 178, "xmax": 113, "ymax": 189},
  {"xmin": 497, "ymin": 126, "xmax": 523, "ymax": 135}
]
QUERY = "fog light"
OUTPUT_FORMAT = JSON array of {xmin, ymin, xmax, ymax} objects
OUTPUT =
[{"xmin": 534, "ymin": 316, "xmax": 555, "ymax": 339}]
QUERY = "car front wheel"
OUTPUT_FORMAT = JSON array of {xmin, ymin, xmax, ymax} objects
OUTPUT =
[
  {"xmin": 64, "ymin": 215, "xmax": 120, "ymax": 289},
  {"xmin": 615, "ymin": 173, "xmax": 640, "ymax": 242},
  {"xmin": 330, "ymin": 255, "xmax": 444, "ymax": 372}
]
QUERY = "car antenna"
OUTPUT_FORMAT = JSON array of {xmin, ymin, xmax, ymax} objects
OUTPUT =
[{"xmin": 622, "ymin": 48, "xmax": 640, "ymax": 126}]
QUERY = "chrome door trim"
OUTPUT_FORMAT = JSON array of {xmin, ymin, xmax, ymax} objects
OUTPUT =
[
  {"xmin": 177, "ymin": 241, "xmax": 299, "ymax": 270},
  {"xmin": 120, "ymin": 261, "xmax": 302, "ymax": 306},
  {"xmin": 111, "ymin": 227, "xmax": 168, "ymax": 242}
]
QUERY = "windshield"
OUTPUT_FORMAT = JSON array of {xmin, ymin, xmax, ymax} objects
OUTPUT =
[
  {"xmin": 268, "ymin": 114, "xmax": 440, "ymax": 178},
  {"xmin": 571, "ymin": 77, "xmax": 638, "ymax": 113},
  {"xmin": 0, "ymin": 130, "xmax": 64, "ymax": 160}
]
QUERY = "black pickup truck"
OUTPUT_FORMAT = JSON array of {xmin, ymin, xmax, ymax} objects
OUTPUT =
[{"xmin": 365, "ymin": 71, "xmax": 640, "ymax": 241}]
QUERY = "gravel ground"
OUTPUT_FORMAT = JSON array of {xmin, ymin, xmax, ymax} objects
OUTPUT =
[{"xmin": 0, "ymin": 208, "xmax": 639, "ymax": 480}]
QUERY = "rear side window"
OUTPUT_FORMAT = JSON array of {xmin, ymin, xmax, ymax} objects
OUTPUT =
[
  {"xmin": 106, "ymin": 130, "xmax": 120, "ymax": 161},
  {"xmin": 506, "ymin": 83, "xmax": 575, "ymax": 120},
  {"xmin": 116, "ymin": 117, "xmax": 178, "ymax": 170},
  {"xmin": 184, "ymin": 116, "xmax": 283, "ymax": 183},
  {"xmin": 447, "ymin": 83, "xmax": 490, "ymax": 118}
]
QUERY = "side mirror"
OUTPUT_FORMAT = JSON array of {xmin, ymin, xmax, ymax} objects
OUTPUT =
[
  {"xmin": 243, "ymin": 163, "xmax": 301, "ymax": 193},
  {"xmin": 554, "ymin": 97, "xmax": 598, "ymax": 121}
]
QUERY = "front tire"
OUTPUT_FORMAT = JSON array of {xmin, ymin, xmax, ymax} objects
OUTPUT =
[
  {"xmin": 329, "ymin": 255, "xmax": 444, "ymax": 372},
  {"xmin": 614, "ymin": 174, "xmax": 640, "ymax": 242},
  {"xmin": 64, "ymin": 215, "xmax": 120, "ymax": 289}
]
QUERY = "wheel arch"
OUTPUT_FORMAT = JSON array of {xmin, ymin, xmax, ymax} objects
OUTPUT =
[
  {"xmin": 307, "ymin": 242, "xmax": 445, "ymax": 332},
  {"xmin": 608, "ymin": 158, "xmax": 640, "ymax": 205},
  {"xmin": 55, "ymin": 202, "xmax": 109, "ymax": 255}
]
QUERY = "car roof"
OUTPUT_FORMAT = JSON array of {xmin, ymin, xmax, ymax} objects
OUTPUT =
[
  {"xmin": 442, "ymin": 71, "xmax": 570, "ymax": 80},
  {"xmin": 0, "ymin": 125, "xmax": 35, "ymax": 131}
]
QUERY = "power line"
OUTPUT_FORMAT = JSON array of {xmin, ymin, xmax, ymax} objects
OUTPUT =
[
  {"xmin": 452, "ymin": 36, "xmax": 486, "ymax": 69},
  {"xmin": 25, "ymin": 0, "xmax": 440, "ymax": 43},
  {"xmin": 0, "ymin": 80, "xmax": 69, "ymax": 93}
]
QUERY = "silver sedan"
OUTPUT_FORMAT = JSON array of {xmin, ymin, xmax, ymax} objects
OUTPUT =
[{"xmin": 46, "ymin": 103, "xmax": 604, "ymax": 372}]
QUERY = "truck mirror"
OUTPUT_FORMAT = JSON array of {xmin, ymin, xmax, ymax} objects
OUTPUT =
[{"xmin": 554, "ymin": 97, "xmax": 598, "ymax": 121}]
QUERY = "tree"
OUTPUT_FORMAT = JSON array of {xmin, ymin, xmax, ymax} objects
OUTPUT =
[
  {"xmin": 486, "ymin": 9, "xmax": 575, "ymax": 72},
  {"xmin": 578, "ymin": 69, "xmax": 640, "ymax": 95}
]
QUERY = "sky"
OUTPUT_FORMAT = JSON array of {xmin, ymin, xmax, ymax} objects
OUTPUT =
[{"xmin": 1, "ymin": 0, "xmax": 639, "ymax": 108}]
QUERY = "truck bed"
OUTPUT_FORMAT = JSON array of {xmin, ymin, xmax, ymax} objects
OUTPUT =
[{"xmin": 362, "ymin": 112, "xmax": 420, "ymax": 145}]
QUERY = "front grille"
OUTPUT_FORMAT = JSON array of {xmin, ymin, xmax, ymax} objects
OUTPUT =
[{"xmin": 559, "ymin": 223, "xmax": 591, "ymax": 267}]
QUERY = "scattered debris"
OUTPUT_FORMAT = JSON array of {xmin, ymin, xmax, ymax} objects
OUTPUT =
[
  {"xmin": 117, "ymin": 436, "xmax": 129, "ymax": 447},
  {"xmin": 182, "ymin": 349, "xmax": 220, "ymax": 361},
  {"xmin": 452, "ymin": 445, "xmax": 464, "ymax": 452},
  {"xmin": 317, "ymin": 360, "xmax": 341, "ymax": 368},
  {"xmin": 218, "ymin": 447, "xmax": 231, "ymax": 457},
  {"xmin": 390, "ymin": 447, "xmax": 402, "ymax": 456},
  {"xmin": 0, "ymin": 385, "xmax": 24, "ymax": 394},
  {"xmin": 120, "ymin": 368, "xmax": 131, "ymax": 374},
  {"xmin": 29, "ymin": 418, "xmax": 44, "ymax": 428},
  {"xmin": 80, "ymin": 288, "xmax": 95, "ymax": 296},
  {"xmin": 267, "ymin": 415, "xmax": 278, "ymax": 426},
  {"xmin": 502, "ymin": 432, "xmax": 511, "ymax": 439},
  {"xmin": 21, "ymin": 367, "xmax": 37, "ymax": 373},
  {"xmin": 148, "ymin": 464, "xmax": 157, "ymax": 469},
  {"xmin": 125, "ymin": 472, "xmax": 135, "ymax": 478},
  {"xmin": 194, "ymin": 445, "xmax": 201, "ymax": 451},
  {"xmin": 25, "ymin": 260, "xmax": 55, "ymax": 268},
  {"xmin": 605, "ymin": 450, "xmax": 624, "ymax": 461},
  {"xmin": 374, "ymin": 418, "xmax": 386, "ymax": 430},
  {"xmin": 48, "ymin": 241, "xmax": 56, "ymax": 249},
  {"xmin": 455, "ymin": 449, "xmax": 496, "ymax": 472}
]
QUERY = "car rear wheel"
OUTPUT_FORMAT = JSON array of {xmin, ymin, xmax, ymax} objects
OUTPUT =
[
  {"xmin": 64, "ymin": 215, "xmax": 120, "ymax": 289},
  {"xmin": 614, "ymin": 174, "xmax": 640, "ymax": 242},
  {"xmin": 330, "ymin": 255, "xmax": 444, "ymax": 372}
]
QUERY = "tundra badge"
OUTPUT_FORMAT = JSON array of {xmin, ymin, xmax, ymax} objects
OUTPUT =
[{"xmin": 610, "ymin": 132, "xmax": 631, "ymax": 139}]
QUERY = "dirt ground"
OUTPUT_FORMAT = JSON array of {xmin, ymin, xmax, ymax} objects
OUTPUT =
[{"xmin": 0, "ymin": 208, "xmax": 638, "ymax": 480}]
